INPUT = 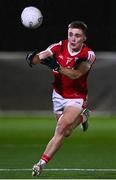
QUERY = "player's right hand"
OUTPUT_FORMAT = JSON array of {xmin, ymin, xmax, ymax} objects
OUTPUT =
[{"xmin": 26, "ymin": 50, "xmax": 38, "ymax": 67}]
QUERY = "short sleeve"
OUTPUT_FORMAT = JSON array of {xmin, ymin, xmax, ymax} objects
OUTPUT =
[{"xmin": 87, "ymin": 51, "xmax": 96, "ymax": 65}]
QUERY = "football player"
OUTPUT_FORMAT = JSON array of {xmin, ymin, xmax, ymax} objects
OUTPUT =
[{"xmin": 26, "ymin": 20, "xmax": 96, "ymax": 176}]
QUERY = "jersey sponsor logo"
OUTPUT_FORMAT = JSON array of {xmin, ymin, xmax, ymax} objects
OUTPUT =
[{"xmin": 58, "ymin": 54, "xmax": 64, "ymax": 60}]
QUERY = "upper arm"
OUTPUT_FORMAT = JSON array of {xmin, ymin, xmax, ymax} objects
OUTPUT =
[
  {"xmin": 37, "ymin": 41, "xmax": 62, "ymax": 60},
  {"xmin": 37, "ymin": 49, "xmax": 53, "ymax": 60}
]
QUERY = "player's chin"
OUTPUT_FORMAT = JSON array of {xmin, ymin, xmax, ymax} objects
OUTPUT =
[
  {"xmin": 71, "ymin": 46, "xmax": 78, "ymax": 51},
  {"xmin": 72, "ymin": 43, "xmax": 82, "ymax": 51}
]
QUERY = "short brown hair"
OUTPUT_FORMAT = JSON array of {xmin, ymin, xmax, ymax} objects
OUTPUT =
[{"xmin": 68, "ymin": 20, "xmax": 88, "ymax": 36}]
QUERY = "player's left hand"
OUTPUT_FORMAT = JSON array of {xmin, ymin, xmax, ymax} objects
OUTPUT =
[{"xmin": 26, "ymin": 50, "xmax": 38, "ymax": 67}]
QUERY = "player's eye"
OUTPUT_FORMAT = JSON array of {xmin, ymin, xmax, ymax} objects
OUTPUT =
[
  {"xmin": 75, "ymin": 33, "xmax": 82, "ymax": 38},
  {"xmin": 69, "ymin": 32, "xmax": 73, "ymax": 37},
  {"xmin": 69, "ymin": 32, "xmax": 82, "ymax": 38}
]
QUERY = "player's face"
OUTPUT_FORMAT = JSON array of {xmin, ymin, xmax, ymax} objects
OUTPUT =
[{"xmin": 68, "ymin": 28, "xmax": 86, "ymax": 52}]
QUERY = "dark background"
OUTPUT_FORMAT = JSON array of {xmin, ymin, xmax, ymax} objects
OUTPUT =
[{"xmin": 0, "ymin": 0, "xmax": 116, "ymax": 51}]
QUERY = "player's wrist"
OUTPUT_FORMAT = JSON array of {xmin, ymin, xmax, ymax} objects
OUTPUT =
[{"xmin": 32, "ymin": 54, "xmax": 41, "ymax": 64}]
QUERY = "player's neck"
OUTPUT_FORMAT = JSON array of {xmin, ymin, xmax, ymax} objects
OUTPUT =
[{"xmin": 68, "ymin": 43, "xmax": 83, "ymax": 55}]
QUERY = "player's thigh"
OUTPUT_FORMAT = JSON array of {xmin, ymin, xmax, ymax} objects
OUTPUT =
[
  {"xmin": 57, "ymin": 106, "xmax": 82, "ymax": 128},
  {"xmin": 55, "ymin": 106, "xmax": 81, "ymax": 135}
]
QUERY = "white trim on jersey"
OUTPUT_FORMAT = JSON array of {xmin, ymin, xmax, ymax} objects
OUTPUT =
[
  {"xmin": 46, "ymin": 48, "xmax": 53, "ymax": 55},
  {"xmin": 47, "ymin": 41, "xmax": 62, "ymax": 55},
  {"xmin": 68, "ymin": 43, "xmax": 83, "ymax": 56}
]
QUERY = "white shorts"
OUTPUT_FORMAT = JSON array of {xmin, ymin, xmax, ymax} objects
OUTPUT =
[{"xmin": 52, "ymin": 90, "xmax": 86, "ymax": 114}]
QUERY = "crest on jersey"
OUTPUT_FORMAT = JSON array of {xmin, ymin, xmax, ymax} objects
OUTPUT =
[{"xmin": 74, "ymin": 57, "xmax": 79, "ymax": 64}]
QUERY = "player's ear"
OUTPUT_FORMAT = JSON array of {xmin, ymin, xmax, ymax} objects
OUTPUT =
[{"xmin": 83, "ymin": 36, "xmax": 87, "ymax": 42}]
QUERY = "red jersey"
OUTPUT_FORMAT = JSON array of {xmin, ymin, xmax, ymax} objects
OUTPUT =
[{"xmin": 47, "ymin": 40, "xmax": 96, "ymax": 99}]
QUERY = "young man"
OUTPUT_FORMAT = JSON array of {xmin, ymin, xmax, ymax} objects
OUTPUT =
[{"xmin": 26, "ymin": 20, "xmax": 96, "ymax": 176}]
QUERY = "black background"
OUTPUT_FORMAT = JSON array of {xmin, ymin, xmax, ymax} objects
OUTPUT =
[{"xmin": 0, "ymin": 0, "xmax": 116, "ymax": 51}]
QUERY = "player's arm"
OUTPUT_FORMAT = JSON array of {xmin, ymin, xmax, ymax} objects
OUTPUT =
[
  {"xmin": 26, "ymin": 49, "xmax": 51, "ymax": 67},
  {"xmin": 59, "ymin": 61, "xmax": 91, "ymax": 79},
  {"xmin": 26, "ymin": 49, "xmax": 60, "ymax": 70},
  {"xmin": 35, "ymin": 50, "xmax": 53, "ymax": 63}
]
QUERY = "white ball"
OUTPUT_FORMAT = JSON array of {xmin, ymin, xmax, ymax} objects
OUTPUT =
[{"xmin": 21, "ymin": 6, "xmax": 43, "ymax": 29}]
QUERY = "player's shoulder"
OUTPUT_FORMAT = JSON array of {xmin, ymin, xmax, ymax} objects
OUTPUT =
[
  {"xmin": 81, "ymin": 44, "xmax": 96, "ymax": 64},
  {"xmin": 48, "ymin": 40, "xmax": 65, "ymax": 50},
  {"xmin": 83, "ymin": 43, "xmax": 95, "ymax": 53},
  {"xmin": 47, "ymin": 40, "xmax": 66, "ymax": 54},
  {"xmin": 60, "ymin": 39, "xmax": 68, "ymax": 51},
  {"xmin": 82, "ymin": 44, "xmax": 96, "ymax": 58}
]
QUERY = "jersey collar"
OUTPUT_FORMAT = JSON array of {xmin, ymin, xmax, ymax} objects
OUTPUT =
[{"xmin": 68, "ymin": 42, "xmax": 83, "ymax": 56}]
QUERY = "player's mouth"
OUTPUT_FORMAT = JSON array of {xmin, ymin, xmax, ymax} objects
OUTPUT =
[{"xmin": 71, "ymin": 42, "xmax": 76, "ymax": 47}]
